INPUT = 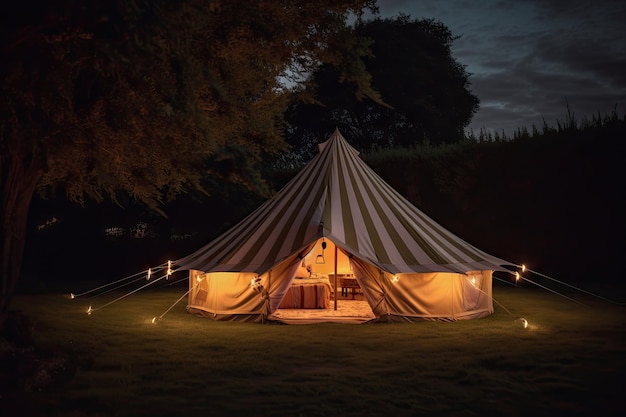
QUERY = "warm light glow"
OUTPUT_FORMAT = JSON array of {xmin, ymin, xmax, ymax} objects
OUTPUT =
[
  {"xmin": 521, "ymin": 264, "xmax": 526, "ymax": 273},
  {"xmin": 196, "ymin": 274, "xmax": 204, "ymax": 282},
  {"xmin": 70, "ymin": 293, "xmax": 75, "ymax": 299},
  {"xmin": 166, "ymin": 260, "xmax": 172, "ymax": 278},
  {"xmin": 515, "ymin": 317, "xmax": 529, "ymax": 329},
  {"xmin": 152, "ymin": 317, "xmax": 158, "ymax": 324},
  {"xmin": 250, "ymin": 276, "xmax": 261, "ymax": 288},
  {"xmin": 515, "ymin": 272, "xmax": 520, "ymax": 282},
  {"xmin": 470, "ymin": 276, "xmax": 477, "ymax": 287},
  {"xmin": 147, "ymin": 268, "xmax": 152, "ymax": 280},
  {"xmin": 391, "ymin": 275, "xmax": 399, "ymax": 284},
  {"xmin": 87, "ymin": 306, "xmax": 92, "ymax": 315}
]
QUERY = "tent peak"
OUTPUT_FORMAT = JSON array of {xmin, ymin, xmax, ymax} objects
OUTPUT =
[{"xmin": 317, "ymin": 128, "xmax": 359, "ymax": 156}]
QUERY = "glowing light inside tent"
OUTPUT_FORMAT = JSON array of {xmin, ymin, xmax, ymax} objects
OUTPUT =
[
  {"xmin": 250, "ymin": 276, "xmax": 261, "ymax": 288},
  {"xmin": 391, "ymin": 275, "xmax": 399, "ymax": 284},
  {"xmin": 470, "ymin": 276, "xmax": 477, "ymax": 287}
]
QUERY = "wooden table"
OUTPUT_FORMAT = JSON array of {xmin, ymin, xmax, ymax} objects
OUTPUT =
[{"xmin": 340, "ymin": 277, "xmax": 359, "ymax": 299}]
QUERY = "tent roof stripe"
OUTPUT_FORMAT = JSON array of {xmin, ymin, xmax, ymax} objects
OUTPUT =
[{"xmin": 174, "ymin": 129, "xmax": 514, "ymax": 275}]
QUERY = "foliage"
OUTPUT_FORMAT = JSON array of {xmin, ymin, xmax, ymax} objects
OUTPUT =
[
  {"xmin": 363, "ymin": 109, "xmax": 626, "ymax": 282},
  {"xmin": 469, "ymin": 105, "xmax": 626, "ymax": 141},
  {"xmin": 1, "ymin": 0, "xmax": 379, "ymax": 313},
  {"xmin": 282, "ymin": 14, "xmax": 479, "ymax": 164}
]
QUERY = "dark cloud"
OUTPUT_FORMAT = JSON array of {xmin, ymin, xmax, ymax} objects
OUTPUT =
[{"xmin": 374, "ymin": 0, "xmax": 626, "ymax": 135}]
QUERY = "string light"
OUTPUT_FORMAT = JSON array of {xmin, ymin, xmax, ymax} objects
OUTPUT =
[
  {"xmin": 69, "ymin": 262, "xmax": 169, "ymax": 299},
  {"xmin": 166, "ymin": 260, "xmax": 172, "ymax": 278},
  {"xmin": 87, "ymin": 306, "xmax": 92, "ymax": 315},
  {"xmin": 515, "ymin": 272, "xmax": 521, "ymax": 282},
  {"xmin": 147, "ymin": 268, "xmax": 152, "ymax": 280},
  {"xmin": 250, "ymin": 276, "xmax": 261, "ymax": 288},
  {"xmin": 84, "ymin": 272, "xmax": 172, "ymax": 314},
  {"xmin": 521, "ymin": 264, "xmax": 526, "ymax": 273}
]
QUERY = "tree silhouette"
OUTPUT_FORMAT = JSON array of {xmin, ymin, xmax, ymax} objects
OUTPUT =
[
  {"xmin": 284, "ymin": 15, "xmax": 479, "ymax": 159},
  {"xmin": 0, "ymin": 0, "xmax": 378, "ymax": 314}
]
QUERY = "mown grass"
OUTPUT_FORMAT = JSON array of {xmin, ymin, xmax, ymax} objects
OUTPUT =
[{"xmin": 2, "ymin": 283, "xmax": 625, "ymax": 417}]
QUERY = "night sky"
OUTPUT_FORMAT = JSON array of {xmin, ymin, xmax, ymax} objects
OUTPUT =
[{"xmin": 373, "ymin": 0, "xmax": 626, "ymax": 135}]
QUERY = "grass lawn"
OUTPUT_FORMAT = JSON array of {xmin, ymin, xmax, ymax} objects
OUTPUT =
[{"xmin": 2, "ymin": 282, "xmax": 625, "ymax": 417}]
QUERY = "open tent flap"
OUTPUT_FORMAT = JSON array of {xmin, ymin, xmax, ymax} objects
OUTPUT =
[
  {"xmin": 350, "ymin": 257, "xmax": 493, "ymax": 322},
  {"xmin": 187, "ymin": 239, "xmax": 358, "ymax": 321},
  {"xmin": 187, "ymin": 242, "xmax": 318, "ymax": 321}
]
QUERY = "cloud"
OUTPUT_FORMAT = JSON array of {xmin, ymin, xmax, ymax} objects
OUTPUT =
[{"xmin": 374, "ymin": 0, "xmax": 626, "ymax": 135}]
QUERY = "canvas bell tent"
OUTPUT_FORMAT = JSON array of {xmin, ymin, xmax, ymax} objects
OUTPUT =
[{"xmin": 174, "ymin": 129, "xmax": 516, "ymax": 323}]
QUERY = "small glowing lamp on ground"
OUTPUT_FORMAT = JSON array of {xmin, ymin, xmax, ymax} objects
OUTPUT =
[{"xmin": 515, "ymin": 317, "xmax": 529, "ymax": 329}]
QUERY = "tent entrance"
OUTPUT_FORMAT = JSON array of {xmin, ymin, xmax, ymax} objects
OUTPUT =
[{"xmin": 269, "ymin": 238, "xmax": 375, "ymax": 323}]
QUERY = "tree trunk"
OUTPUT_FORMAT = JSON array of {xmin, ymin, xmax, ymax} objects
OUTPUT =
[{"xmin": 0, "ymin": 152, "xmax": 43, "ymax": 316}]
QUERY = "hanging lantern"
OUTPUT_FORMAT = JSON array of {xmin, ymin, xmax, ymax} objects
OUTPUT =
[{"xmin": 316, "ymin": 238, "xmax": 326, "ymax": 264}]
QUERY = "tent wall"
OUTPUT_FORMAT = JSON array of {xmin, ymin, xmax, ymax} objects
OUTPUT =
[
  {"xmin": 187, "ymin": 239, "xmax": 495, "ymax": 323},
  {"xmin": 187, "ymin": 249, "xmax": 311, "ymax": 322},
  {"xmin": 187, "ymin": 270, "xmax": 265, "ymax": 322},
  {"xmin": 351, "ymin": 257, "xmax": 493, "ymax": 322}
]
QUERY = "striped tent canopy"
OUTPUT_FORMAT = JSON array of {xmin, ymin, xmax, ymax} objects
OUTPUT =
[{"xmin": 175, "ymin": 129, "xmax": 514, "ymax": 276}]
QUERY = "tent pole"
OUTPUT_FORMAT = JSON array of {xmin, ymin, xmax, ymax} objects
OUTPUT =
[{"xmin": 334, "ymin": 244, "xmax": 338, "ymax": 311}]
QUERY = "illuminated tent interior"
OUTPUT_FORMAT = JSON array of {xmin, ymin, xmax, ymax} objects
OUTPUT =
[{"xmin": 175, "ymin": 129, "xmax": 516, "ymax": 323}]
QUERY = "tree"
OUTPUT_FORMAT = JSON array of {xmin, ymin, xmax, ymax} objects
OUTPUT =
[
  {"xmin": 0, "ymin": 0, "xmax": 379, "ymax": 315},
  {"xmin": 284, "ymin": 15, "xmax": 480, "ymax": 158}
]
